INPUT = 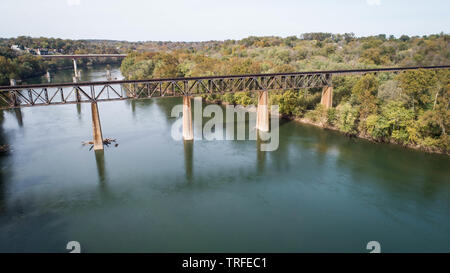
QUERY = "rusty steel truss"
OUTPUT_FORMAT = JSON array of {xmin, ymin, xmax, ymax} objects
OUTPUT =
[{"xmin": 0, "ymin": 65, "xmax": 448, "ymax": 109}]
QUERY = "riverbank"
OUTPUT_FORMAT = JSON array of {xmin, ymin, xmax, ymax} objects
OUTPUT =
[
  {"xmin": 293, "ymin": 116, "xmax": 449, "ymax": 156},
  {"xmin": 202, "ymin": 97, "xmax": 449, "ymax": 156}
]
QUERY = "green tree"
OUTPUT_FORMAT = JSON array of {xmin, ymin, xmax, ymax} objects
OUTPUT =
[
  {"xmin": 365, "ymin": 114, "xmax": 390, "ymax": 141},
  {"xmin": 397, "ymin": 69, "xmax": 437, "ymax": 111},
  {"xmin": 271, "ymin": 90, "xmax": 304, "ymax": 117},
  {"xmin": 351, "ymin": 74, "xmax": 379, "ymax": 133},
  {"xmin": 336, "ymin": 102, "xmax": 359, "ymax": 135}
]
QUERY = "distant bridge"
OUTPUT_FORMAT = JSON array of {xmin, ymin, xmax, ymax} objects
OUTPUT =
[
  {"xmin": 40, "ymin": 54, "xmax": 127, "ymax": 59},
  {"xmin": 38, "ymin": 54, "xmax": 128, "ymax": 82},
  {"xmin": 1, "ymin": 65, "xmax": 448, "ymax": 150}
]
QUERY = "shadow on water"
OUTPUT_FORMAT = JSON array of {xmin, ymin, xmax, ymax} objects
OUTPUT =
[
  {"xmin": 268, "ymin": 118, "xmax": 297, "ymax": 173},
  {"xmin": 130, "ymin": 100, "xmax": 136, "ymax": 117},
  {"xmin": 287, "ymin": 121, "xmax": 450, "ymax": 205},
  {"xmin": 127, "ymin": 97, "xmax": 176, "ymax": 127},
  {"xmin": 153, "ymin": 97, "xmax": 183, "ymax": 119},
  {"xmin": 76, "ymin": 104, "xmax": 82, "ymax": 119},
  {"xmin": 333, "ymin": 133, "xmax": 450, "ymax": 202}
]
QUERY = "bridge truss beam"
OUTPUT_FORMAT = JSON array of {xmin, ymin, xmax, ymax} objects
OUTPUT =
[
  {"xmin": 1, "ymin": 65, "xmax": 449, "ymax": 110},
  {"xmin": 0, "ymin": 73, "xmax": 332, "ymax": 109}
]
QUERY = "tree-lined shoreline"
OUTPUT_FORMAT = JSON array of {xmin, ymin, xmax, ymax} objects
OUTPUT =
[
  {"xmin": 119, "ymin": 33, "xmax": 449, "ymax": 154},
  {"xmin": 0, "ymin": 33, "xmax": 448, "ymax": 154}
]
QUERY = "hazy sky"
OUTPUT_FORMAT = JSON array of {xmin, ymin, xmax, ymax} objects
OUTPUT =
[{"xmin": 0, "ymin": 0, "xmax": 448, "ymax": 41}]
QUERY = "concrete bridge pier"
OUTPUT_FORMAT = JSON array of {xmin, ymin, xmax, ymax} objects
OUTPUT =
[
  {"xmin": 9, "ymin": 79, "xmax": 23, "ymax": 126},
  {"xmin": 46, "ymin": 71, "xmax": 51, "ymax": 83},
  {"xmin": 320, "ymin": 85, "xmax": 333, "ymax": 109},
  {"xmin": 256, "ymin": 132, "xmax": 266, "ymax": 173},
  {"xmin": 91, "ymin": 102, "xmax": 104, "ymax": 150},
  {"xmin": 182, "ymin": 96, "xmax": 194, "ymax": 140},
  {"xmin": 256, "ymin": 90, "xmax": 269, "ymax": 132},
  {"xmin": 73, "ymin": 77, "xmax": 81, "ymax": 102},
  {"xmin": 9, "ymin": 79, "xmax": 20, "ymax": 107}
]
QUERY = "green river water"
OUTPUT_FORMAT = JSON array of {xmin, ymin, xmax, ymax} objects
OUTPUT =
[{"xmin": 0, "ymin": 64, "xmax": 449, "ymax": 252}]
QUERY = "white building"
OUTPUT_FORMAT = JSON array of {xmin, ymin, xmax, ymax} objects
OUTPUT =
[{"xmin": 11, "ymin": 45, "xmax": 22, "ymax": 51}]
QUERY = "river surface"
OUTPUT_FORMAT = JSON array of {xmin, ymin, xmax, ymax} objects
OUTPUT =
[
  {"xmin": 23, "ymin": 64, "xmax": 124, "ymax": 84},
  {"xmin": 0, "ymin": 64, "xmax": 449, "ymax": 252}
]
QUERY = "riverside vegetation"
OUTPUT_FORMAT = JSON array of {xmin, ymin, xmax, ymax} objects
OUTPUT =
[
  {"xmin": 0, "ymin": 37, "xmax": 122, "ymax": 85},
  {"xmin": 120, "ymin": 33, "xmax": 449, "ymax": 154}
]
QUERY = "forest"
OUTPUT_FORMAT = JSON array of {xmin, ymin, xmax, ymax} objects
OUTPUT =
[
  {"xmin": 0, "ymin": 36, "xmax": 121, "ymax": 85},
  {"xmin": 119, "ymin": 33, "xmax": 449, "ymax": 154}
]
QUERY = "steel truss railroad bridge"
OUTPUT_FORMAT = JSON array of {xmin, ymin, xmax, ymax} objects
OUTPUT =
[{"xmin": 0, "ymin": 65, "xmax": 448, "ymax": 150}]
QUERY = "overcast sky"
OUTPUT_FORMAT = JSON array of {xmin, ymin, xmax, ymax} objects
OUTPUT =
[{"xmin": 0, "ymin": 0, "xmax": 449, "ymax": 41}]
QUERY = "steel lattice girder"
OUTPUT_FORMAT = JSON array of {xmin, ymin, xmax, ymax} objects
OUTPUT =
[
  {"xmin": 0, "ymin": 74, "xmax": 333, "ymax": 109},
  {"xmin": 1, "ymin": 65, "xmax": 449, "ymax": 109}
]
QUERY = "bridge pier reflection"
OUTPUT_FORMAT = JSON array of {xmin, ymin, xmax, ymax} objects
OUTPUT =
[
  {"xmin": 131, "ymin": 100, "xmax": 136, "ymax": 116},
  {"xmin": 76, "ymin": 103, "xmax": 81, "ymax": 118},
  {"xmin": 183, "ymin": 140, "xmax": 194, "ymax": 183},
  {"xmin": 13, "ymin": 108, "xmax": 23, "ymax": 127},
  {"xmin": 94, "ymin": 150, "xmax": 106, "ymax": 183},
  {"xmin": 256, "ymin": 132, "xmax": 266, "ymax": 173}
]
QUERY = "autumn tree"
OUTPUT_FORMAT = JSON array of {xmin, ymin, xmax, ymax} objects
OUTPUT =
[
  {"xmin": 397, "ymin": 69, "xmax": 437, "ymax": 112},
  {"xmin": 351, "ymin": 74, "xmax": 380, "ymax": 134}
]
